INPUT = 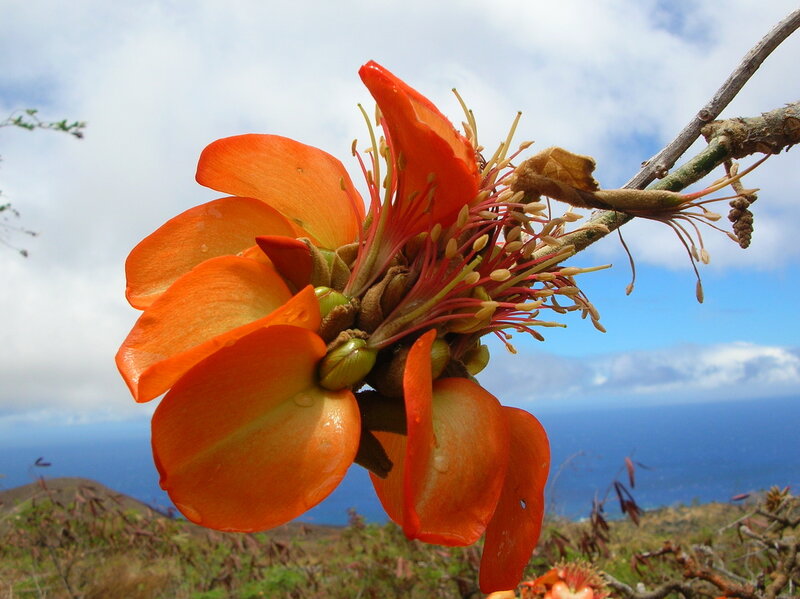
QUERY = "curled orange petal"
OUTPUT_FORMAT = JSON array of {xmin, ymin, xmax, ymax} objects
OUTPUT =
[
  {"xmin": 255, "ymin": 235, "xmax": 312, "ymax": 291},
  {"xmin": 480, "ymin": 408, "xmax": 550, "ymax": 593},
  {"xmin": 196, "ymin": 134, "xmax": 364, "ymax": 249},
  {"xmin": 125, "ymin": 196, "xmax": 296, "ymax": 309},
  {"xmin": 359, "ymin": 61, "xmax": 480, "ymax": 232},
  {"xmin": 371, "ymin": 330, "xmax": 510, "ymax": 546},
  {"xmin": 152, "ymin": 325, "xmax": 360, "ymax": 531},
  {"xmin": 116, "ymin": 256, "xmax": 320, "ymax": 402}
]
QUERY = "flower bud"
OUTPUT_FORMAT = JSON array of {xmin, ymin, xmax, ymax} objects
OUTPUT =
[
  {"xmin": 369, "ymin": 336, "xmax": 450, "ymax": 397},
  {"xmin": 314, "ymin": 286, "xmax": 349, "ymax": 318},
  {"xmin": 463, "ymin": 343, "xmax": 490, "ymax": 375},
  {"xmin": 429, "ymin": 338, "xmax": 451, "ymax": 379},
  {"xmin": 319, "ymin": 338, "xmax": 377, "ymax": 390}
]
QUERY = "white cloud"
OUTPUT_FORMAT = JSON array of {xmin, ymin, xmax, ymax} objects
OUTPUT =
[
  {"xmin": 481, "ymin": 341, "xmax": 800, "ymax": 409},
  {"xmin": 0, "ymin": 1, "xmax": 798, "ymax": 421}
]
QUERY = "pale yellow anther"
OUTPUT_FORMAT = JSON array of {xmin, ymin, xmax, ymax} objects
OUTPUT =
[
  {"xmin": 472, "ymin": 234, "xmax": 489, "ymax": 252},
  {"xmin": 518, "ymin": 140, "xmax": 534, "ymax": 150},
  {"xmin": 587, "ymin": 303, "xmax": 601, "ymax": 320},
  {"xmin": 474, "ymin": 190, "xmax": 491, "ymax": 203},
  {"xmin": 515, "ymin": 300, "xmax": 544, "ymax": 311},
  {"xmin": 592, "ymin": 318, "xmax": 607, "ymax": 333},
  {"xmin": 478, "ymin": 210, "xmax": 496, "ymax": 219},
  {"xmin": 540, "ymin": 219, "xmax": 563, "ymax": 237},
  {"xmin": 464, "ymin": 272, "xmax": 481, "ymax": 285},
  {"xmin": 489, "ymin": 269, "xmax": 512, "ymax": 282},
  {"xmin": 559, "ymin": 267, "xmax": 581, "ymax": 276},
  {"xmin": 430, "ymin": 223, "xmax": 442, "ymax": 243},
  {"xmin": 524, "ymin": 202, "xmax": 547, "ymax": 214},
  {"xmin": 562, "ymin": 211, "xmax": 583, "ymax": 222},
  {"xmin": 556, "ymin": 286, "xmax": 581, "ymax": 296},
  {"xmin": 457, "ymin": 204, "xmax": 470, "ymax": 229},
  {"xmin": 504, "ymin": 240, "xmax": 524, "ymax": 254},
  {"xmin": 462, "ymin": 122, "xmax": 475, "ymax": 142},
  {"xmin": 541, "ymin": 235, "xmax": 561, "ymax": 246},
  {"xmin": 700, "ymin": 248, "xmax": 710, "ymax": 264},
  {"xmin": 534, "ymin": 289, "xmax": 555, "ymax": 297},
  {"xmin": 509, "ymin": 190, "xmax": 525, "ymax": 204},
  {"xmin": 479, "ymin": 300, "xmax": 499, "ymax": 310},
  {"xmin": 522, "ymin": 244, "xmax": 535, "ymax": 259},
  {"xmin": 496, "ymin": 189, "xmax": 514, "ymax": 202},
  {"xmin": 536, "ymin": 273, "xmax": 556, "ymax": 282},
  {"xmin": 506, "ymin": 226, "xmax": 522, "ymax": 242},
  {"xmin": 445, "ymin": 237, "xmax": 459, "ymax": 259},
  {"xmin": 703, "ymin": 210, "xmax": 722, "ymax": 222}
]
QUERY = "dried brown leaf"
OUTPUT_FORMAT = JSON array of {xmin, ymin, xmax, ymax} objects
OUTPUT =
[{"xmin": 525, "ymin": 147, "xmax": 600, "ymax": 192}]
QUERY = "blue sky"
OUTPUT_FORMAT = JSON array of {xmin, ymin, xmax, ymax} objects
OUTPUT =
[{"xmin": 0, "ymin": 0, "xmax": 798, "ymax": 440}]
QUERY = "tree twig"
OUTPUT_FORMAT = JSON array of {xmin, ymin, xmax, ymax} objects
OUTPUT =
[
  {"xmin": 536, "ymin": 9, "xmax": 800, "ymax": 258},
  {"xmin": 603, "ymin": 571, "xmax": 696, "ymax": 599},
  {"xmin": 627, "ymin": 8, "xmax": 800, "ymax": 189}
]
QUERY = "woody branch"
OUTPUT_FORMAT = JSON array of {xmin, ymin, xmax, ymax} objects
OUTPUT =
[{"xmin": 531, "ymin": 8, "xmax": 800, "ymax": 260}]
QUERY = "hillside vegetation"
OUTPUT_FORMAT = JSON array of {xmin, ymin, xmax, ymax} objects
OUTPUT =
[{"xmin": 0, "ymin": 478, "xmax": 796, "ymax": 599}]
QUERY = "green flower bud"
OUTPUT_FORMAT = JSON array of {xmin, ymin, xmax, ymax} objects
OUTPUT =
[
  {"xmin": 430, "ymin": 339, "xmax": 451, "ymax": 379},
  {"xmin": 463, "ymin": 343, "xmax": 490, "ymax": 375},
  {"xmin": 314, "ymin": 286, "xmax": 349, "ymax": 318},
  {"xmin": 319, "ymin": 338, "xmax": 377, "ymax": 390}
]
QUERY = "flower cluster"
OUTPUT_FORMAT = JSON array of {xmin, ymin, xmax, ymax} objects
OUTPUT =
[{"xmin": 116, "ymin": 61, "xmax": 601, "ymax": 592}]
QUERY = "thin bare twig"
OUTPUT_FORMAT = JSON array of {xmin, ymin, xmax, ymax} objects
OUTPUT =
[
  {"xmin": 627, "ymin": 8, "xmax": 800, "ymax": 189},
  {"xmin": 603, "ymin": 572, "xmax": 696, "ymax": 599},
  {"xmin": 543, "ymin": 9, "xmax": 800, "ymax": 257}
]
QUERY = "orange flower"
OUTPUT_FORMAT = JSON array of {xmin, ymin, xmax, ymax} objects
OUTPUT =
[
  {"xmin": 527, "ymin": 562, "xmax": 610, "ymax": 599},
  {"xmin": 117, "ymin": 61, "xmax": 596, "ymax": 592}
]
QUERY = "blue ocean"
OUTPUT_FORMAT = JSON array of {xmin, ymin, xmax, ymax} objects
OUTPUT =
[{"xmin": 1, "ymin": 396, "xmax": 798, "ymax": 524}]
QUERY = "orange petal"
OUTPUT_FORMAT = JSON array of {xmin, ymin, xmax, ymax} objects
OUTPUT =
[
  {"xmin": 152, "ymin": 325, "xmax": 360, "ymax": 531},
  {"xmin": 359, "ymin": 61, "xmax": 480, "ymax": 232},
  {"xmin": 195, "ymin": 134, "xmax": 365, "ymax": 249},
  {"xmin": 125, "ymin": 196, "xmax": 296, "ymax": 309},
  {"xmin": 371, "ymin": 330, "xmax": 510, "ymax": 546},
  {"xmin": 479, "ymin": 408, "xmax": 550, "ymax": 593},
  {"xmin": 116, "ymin": 256, "xmax": 321, "ymax": 403},
  {"xmin": 255, "ymin": 235, "xmax": 312, "ymax": 291}
]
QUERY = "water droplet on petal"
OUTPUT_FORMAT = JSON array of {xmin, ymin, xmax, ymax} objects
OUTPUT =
[
  {"xmin": 433, "ymin": 453, "xmax": 449, "ymax": 473},
  {"xmin": 519, "ymin": 498, "xmax": 528, "ymax": 510},
  {"xmin": 199, "ymin": 243, "xmax": 209, "ymax": 253},
  {"xmin": 293, "ymin": 392, "xmax": 315, "ymax": 407},
  {"xmin": 176, "ymin": 502, "xmax": 202, "ymax": 523}
]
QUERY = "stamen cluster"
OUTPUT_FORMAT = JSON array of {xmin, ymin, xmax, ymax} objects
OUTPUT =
[{"xmin": 317, "ymin": 103, "xmax": 606, "ymax": 390}]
